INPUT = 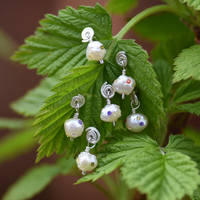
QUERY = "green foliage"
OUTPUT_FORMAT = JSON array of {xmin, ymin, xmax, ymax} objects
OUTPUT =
[
  {"xmin": 134, "ymin": 12, "xmax": 190, "ymax": 43},
  {"xmin": 165, "ymin": 134, "xmax": 200, "ymax": 169},
  {"xmin": 152, "ymin": 32, "xmax": 195, "ymax": 65},
  {"xmin": 191, "ymin": 186, "xmax": 200, "ymax": 200},
  {"xmin": 75, "ymin": 131, "xmax": 159, "ymax": 184},
  {"xmin": 173, "ymin": 79, "xmax": 200, "ymax": 103},
  {"xmin": 0, "ymin": 118, "xmax": 27, "ymax": 130},
  {"xmin": 105, "ymin": 0, "xmax": 138, "ymax": 15},
  {"xmin": 11, "ymin": 3, "xmax": 112, "ymax": 78},
  {"xmin": 122, "ymin": 151, "xmax": 199, "ymax": 200},
  {"xmin": 10, "ymin": 4, "xmax": 163, "ymax": 163},
  {"xmin": 173, "ymin": 45, "xmax": 200, "ymax": 83},
  {"xmin": 2, "ymin": 157, "xmax": 75, "ymax": 200},
  {"xmin": 153, "ymin": 60, "xmax": 172, "ymax": 108},
  {"xmin": 11, "ymin": 77, "xmax": 59, "ymax": 117},
  {"xmin": 77, "ymin": 132, "xmax": 200, "ymax": 200},
  {"xmin": 180, "ymin": 0, "xmax": 200, "ymax": 10},
  {"xmin": 0, "ymin": 127, "xmax": 37, "ymax": 164},
  {"xmin": 185, "ymin": 127, "xmax": 200, "ymax": 146}
]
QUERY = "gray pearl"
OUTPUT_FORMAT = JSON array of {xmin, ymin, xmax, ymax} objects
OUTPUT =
[{"xmin": 126, "ymin": 113, "xmax": 148, "ymax": 132}]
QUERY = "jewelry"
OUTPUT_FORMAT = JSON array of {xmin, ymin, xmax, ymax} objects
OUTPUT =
[
  {"xmin": 126, "ymin": 92, "xmax": 148, "ymax": 132},
  {"xmin": 113, "ymin": 51, "xmax": 136, "ymax": 99},
  {"xmin": 76, "ymin": 127, "xmax": 100, "ymax": 175},
  {"xmin": 81, "ymin": 27, "xmax": 106, "ymax": 64},
  {"xmin": 64, "ymin": 94, "xmax": 85, "ymax": 141},
  {"xmin": 100, "ymin": 82, "xmax": 121, "ymax": 126}
]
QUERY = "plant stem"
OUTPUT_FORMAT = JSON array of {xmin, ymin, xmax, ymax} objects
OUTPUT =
[
  {"xmin": 105, "ymin": 5, "xmax": 175, "ymax": 61},
  {"xmin": 115, "ymin": 5, "xmax": 175, "ymax": 40}
]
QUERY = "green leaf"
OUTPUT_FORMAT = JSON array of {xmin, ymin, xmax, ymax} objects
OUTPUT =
[
  {"xmin": 105, "ymin": 0, "xmax": 138, "ymax": 15},
  {"xmin": 153, "ymin": 60, "xmax": 173, "ymax": 108},
  {"xmin": 0, "ymin": 118, "xmax": 28, "ymax": 130},
  {"xmin": 185, "ymin": 127, "xmax": 200, "ymax": 146},
  {"xmin": 11, "ymin": 77, "xmax": 59, "ymax": 117},
  {"xmin": 165, "ymin": 134, "xmax": 200, "ymax": 169},
  {"xmin": 2, "ymin": 157, "xmax": 75, "ymax": 200},
  {"xmin": 173, "ymin": 45, "xmax": 200, "ymax": 83},
  {"xmin": 121, "ymin": 150, "xmax": 200, "ymax": 200},
  {"xmin": 152, "ymin": 32, "xmax": 195, "ymax": 65},
  {"xmin": 134, "ymin": 12, "xmax": 190, "ymax": 43},
  {"xmin": 191, "ymin": 186, "xmax": 200, "ymax": 200},
  {"xmin": 75, "ymin": 131, "xmax": 159, "ymax": 184},
  {"xmin": 173, "ymin": 79, "xmax": 200, "ymax": 103},
  {"xmin": 0, "ymin": 128, "xmax": 37, "ymax": 164},
  {"xmin": 173, "ymin": 101, "xmax": 200, "ymax": 115},
  {"xmin": 180, "ymin": 0, "xmax": 200, "ymax": 10},
  {"xmin": 12, "ymin": 3, "xmax": 113, "ymax": 78}
]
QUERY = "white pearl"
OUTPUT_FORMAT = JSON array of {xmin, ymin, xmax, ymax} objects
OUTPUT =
[
  {"xmin": 76, "ymin": 152, "xmax": 97, "ymax": 172},
  {"xmin": 100, "ymin": 104, "xmax": 121, "ymax": 122},
  {"xmin": 86, "ymin": 41, "xmax": 106, "ymax": 61},
  {"xmin": 64, "ymin": 118, "xmax": 84, "ymax": 138},
  {"xmin": 126, "ymin": 113, "xmax": 148, "ymax": 132},
  {"xmin": 113, "ymin": 75, "xmax": 136, "ymax": 95}
]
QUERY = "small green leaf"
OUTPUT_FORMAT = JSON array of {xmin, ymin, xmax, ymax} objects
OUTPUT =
[
  {"xmin": 173, "ymin": 79, "xmax": 200, "ymax": 103},
  {"xmin": 165, "ymin": 134, "xmax": 200, "ymax": 168},
  {"xmin": 75, "ymin": 131, "xmax": 159, "ymax": 184},
  {"xmin": 105, "ymin": 0, "xmax": 138, "ymax": 15},
  {"xmin": 11, "ymin": 77, "xmax": 59, "ymax": 117},
  {"xmin": 134, "ymin": 12, "xmax": 190, "ymax": 43},
  {"xmin": 0, "ymin": 128, "xmax": 37, "ymax": 165},
  {"xmin": 180, "ymin": 0, "xmax": 200, "ymax": 10},
  {"xmin": 173, "ymin": 45, "xmax": 200, "ymax": 83},
  {"xmin": 175, "ymin": 102, "xmax": 200, "ymax": 116},
  {"xmin": 121, "ymin": 151, "xmax": 200, "ymax": 200},
  {"xmin": 12, "ymin": 3, "xmax": 113, "ymax": 78},
  {"xmin": 153, "ymin": 60, "xmax": 173, "ymax": 108},
  {"xmin": 2, "ymin": 157, "xmax": 75, "ymax": 200},
  {"xmin": 0, "ymin": 118, "xmax": 27, "ymax": 130},
  {"xmin": 152, "ymin": 32, "xmax": 195, "ymax": 65}
]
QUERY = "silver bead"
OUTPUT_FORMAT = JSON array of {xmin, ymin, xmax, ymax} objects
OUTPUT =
[
  {"xmin": 126, "ymin": 113, "xmax": 148, "ymax": 132},
  {"xmin": 86, "ymin": 41, "xmax": 106, "ymax": 62},
  {"xmin": 100, "ymin": 104, "xmax": 121, "ymax": 122},
  {"xmin": 64, "ymin": 118, "xmax": 84, "ymax": 138},
  {"xmin": 113, "ymin": 75, "xmax": 136, "ymax": 95},
  {"xmin": 76, "ymin": 152, "xmax": 98, "ymax": 172}
]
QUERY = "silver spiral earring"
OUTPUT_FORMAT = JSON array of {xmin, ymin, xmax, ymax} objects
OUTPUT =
[
  {"xmin": 126, "ymin": 92, "xmax": 148, "ymax": 132},
  {"xmin": 113, "ymin": 51, "xmax": 136, "ymax": 99},
  {"xmin": 81, "ymin": 27, "xmax": 106, "ymax": 64},
  {"xmin": 64, "ymin": 94, "xmax": 85, "ymax": 141},
  {"xmin": 100, "ymin": 82, "xmax": 121, "ymax": 126},
  {"xmin": 76, "ymin": 127, "xmax": 100, "ymax": 175}
]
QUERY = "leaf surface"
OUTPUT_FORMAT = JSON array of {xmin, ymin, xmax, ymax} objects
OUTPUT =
[
  {"xmin": 173, "ymin": 45, "xmax": 200, "ymax": 82},
  {"xmin": 180, "ymin": 0, "xmax": 200, "ymax": 10},
  {"xmin": 105, "ymin": 0, "xmax": 138, "ymax": 15},
  {"xmin": 0, "ymin": 118, "xmax": 27, "ymax": 130},
  {"xmin": 11, "ymin": 77, "xmax": 59, "ymax": 117},
  {"xmin": 121, "ymin": 151, "xmax": 200, "ymax": 200}
]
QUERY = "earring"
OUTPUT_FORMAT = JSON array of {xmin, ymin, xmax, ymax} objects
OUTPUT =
[
  {"xmin": 64, "ymin": 94, "xmax": 85, "ymax": 141},
  {"xmin": 76, "ymin": 127, "xmax": 100, "ymax": 175},
  {"xmin": 113, "ymin": 51, "xmax": 136, "ymax": 99},
  {"xmin": 126, "ymin": 92, "xmax": 148, "ymax": 132},
  {"xmin": 81, "ymin": 27, "xmax": 106, "ymax": 64},
  {"xmin": 100, "ymin": 82, "xmax": 121, "ymax": 126}
]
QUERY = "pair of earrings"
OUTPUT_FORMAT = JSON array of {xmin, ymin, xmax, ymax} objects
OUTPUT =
[
  {"xmin": 64, "ymin": 95, "xmax": 100, "ymax": 175},
  {"xmin": 100, "ymin": 51, "xmax": 148, "ymax": 132}
]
